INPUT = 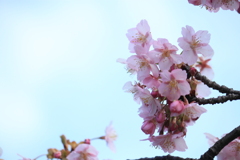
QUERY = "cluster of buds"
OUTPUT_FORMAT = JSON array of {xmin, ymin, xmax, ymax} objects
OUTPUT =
[
  {"xmin": 118, "ymin": 20, "xmax": 215, "ymax": 153},
  {"xmin": 188, "ymin": 0, "xmax": 240, "ymax": 13}
]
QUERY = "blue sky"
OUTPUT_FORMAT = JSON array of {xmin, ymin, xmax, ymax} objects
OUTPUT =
[{"xmin": 0, "ymin": 1, "xmax": 240, "ymax": 160}]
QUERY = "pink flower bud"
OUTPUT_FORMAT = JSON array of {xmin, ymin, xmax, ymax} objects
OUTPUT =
[
  {"xmin": 151, "ymin": 90, "xmax": 159, "ymax": 98},
  {"xmin": 156, "ymin": 111, "xmax": 166, "ymax": 123},
  {"xmin": 84, "ymin": 139, "xmax": 91, "ymax": 144},
  {"xmin": 141, "ymin": 121, "xmax": 156, "ymax": 135},
  {"xmin": 170, "ymin": 100, "xmax": 185, "ymax": 116},
  {"xmin": 54, "ymin": 151, "xmax": 61, "ymax": 159}
]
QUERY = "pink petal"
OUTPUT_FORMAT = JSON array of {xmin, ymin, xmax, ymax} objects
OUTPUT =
[
  {"xmin": 182, "ymin": 49, "xmax": 198, "ymax": 65},
  {"xmin": 195, "ymin": 30, "xmax": 210, "ymax": 44},
  {"xmin": 136, "ymin": 19, "xmax": 150, "ymax": 35},
  {"xmin": 171, "ymin": 69, "xmax": 187, "ymax": 81},
  {"xmin": 160, "ymin": 70, "xmax": 171, "ymax": 82},
  {"xmin": 196, "ymin": 45, "xmax": 214, "ymax": 59}
]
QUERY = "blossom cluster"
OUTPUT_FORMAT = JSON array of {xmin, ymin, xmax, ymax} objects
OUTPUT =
[
  {"xmin": 188, "ymin": 0, "xmax": 240, "ymax": 13},
  {"xmin": 205, "ymin": 133, "xmax": 240, "ymax": 160},
  {"xmin": 118, "ymin": 20, "xmax": 215, "ymax": 153}
]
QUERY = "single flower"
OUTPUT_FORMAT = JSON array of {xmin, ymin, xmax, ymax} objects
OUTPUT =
[
  {"xmin": 178, "ymin": 25, "xmax": 214, "ymax": 65},
  {"xmin": 104, "ymin": 122, "xmax": 117, "ymax": 152},
  {"xmin": 66, "ymin": 144, "xmax": 98, "ymax": 160}
]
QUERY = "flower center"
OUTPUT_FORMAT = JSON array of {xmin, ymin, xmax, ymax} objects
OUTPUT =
[
  {"xmin": 162, "ymin": 50, "xmax": 170, "ymax": 58},
  {"xmin": 131, "ymin": 33, "xmax": 147, "ymax": 44},
  {"xmin": 169, "ymin": 79, "xmax": 178, "ymax": 90}
]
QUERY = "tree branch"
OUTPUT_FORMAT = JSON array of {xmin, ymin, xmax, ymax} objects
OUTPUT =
[
  {"xmin": 187, "ymin": 94, "xmax": 240, "ymax": 105},
  {"xmin": 181, "ymin": 65, "xmax": 240, "ymax": 95},
  {"xmin": 130, "ymin": 125, "xmax": 240, "ymax": 160}
]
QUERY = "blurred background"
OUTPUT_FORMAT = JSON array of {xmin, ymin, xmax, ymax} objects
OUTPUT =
[{"xmin": 0, "ymin": 0, "xmax": 240, "ymax": 159}]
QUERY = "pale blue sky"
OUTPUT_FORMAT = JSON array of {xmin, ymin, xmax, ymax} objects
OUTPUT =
[{"xmin": 0, "ymin": 1, "xmax": 240, "ymax": 160}]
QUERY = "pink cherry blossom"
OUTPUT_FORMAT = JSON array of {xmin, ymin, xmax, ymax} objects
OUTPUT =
[
  {"xmin": 122, "ymin": 45, "xmax": 159, "ymax": 82},
  {"xmin": 105, "ymin": 122, "xmax": 117, "ymax": 152},
  {"xmin": 0, "ymin": 148, "xmax": 2, "ymax": 157},
  {"xmin": 66, "ymin": 144, "xmax": 98, "ymax": 160},
  {"xmin": 182, "ymin": 103, "xmax": 207, "ymax": 125},
  {"xmin": 178, "ymin": 25, "xmax": 214, "ymax": 65},
  {"xmin": 150, "ymin": 38, "xmax": 182, "ymax": 70},
  {"xmin": 144, "ymin": 133, "xmax": 188, "ymax": 153},
  {"xmin": 158, "ymin": 69, "xmax": 191, "ymax": 101},
  {"xmin": 126, "ymin": 20, "xmax": 152, "ymax": 53}
]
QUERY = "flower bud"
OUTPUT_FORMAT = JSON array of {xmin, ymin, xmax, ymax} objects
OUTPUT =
[
  {"xmin": 84, "ymin": 139, "xmax": 91, "ymax": 144},
  {"xmin": 170, "ymin": 100, "xmax": 185, "ymax": 116},
  {"xmin": 156, "ymin": 111, "xmax": 166, "ymax": 123},
  {"xmin": 54, "ymin": 151, "xmax": 61, "ymax": 159},
  {"xmin": 141, "ymin": 120, "xmax": 156, "ymax": 135}
]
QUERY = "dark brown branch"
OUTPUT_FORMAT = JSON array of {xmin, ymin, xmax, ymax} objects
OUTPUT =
[
  {"xmin": 130, "ymin": 126, "xmax": 240, "ymax": 160},
  {"xmin": 187, "ymin": 94, "xmax": 240, "ymax": 105},
  {"xmin": 199, "ymin": 125, "xmax": 240, "ymax": 160},
  {"xmin": 127, "ymin": 155, "xmax": 197, "ymax": 160},
  {"xmin": 181, "ymin": 65, "xmax": 240, "ymax": 95}
]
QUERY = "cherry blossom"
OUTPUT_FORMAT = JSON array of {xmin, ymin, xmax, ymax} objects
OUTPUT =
[
  {"xmin": 66, "ymin": 144, "xmax": 98, "ymax": 160},
  {"xmin": 182, "ymin": 103, "xmax": 207, "ymax": 125},
  {"xmin": 144, "ymin": 133, "xmax": 188, "ymax": 153},
  {"xmin": 158, "ymin": 69, "xmax": 191, "ymax": 101},
  {"xmin": 126, "ymin": 20, "xmax": 152, "ymax": 53},
  {"xmin": 178, "ymin": 25, "xmax": 214, "ymax": 65},
  {"xmin": 104, "ymin": 122, "xmax": 117, "ymax": 152},
  {"xmin": 150, "ymin": 38, "xmax": 182, "ymax": 70}
]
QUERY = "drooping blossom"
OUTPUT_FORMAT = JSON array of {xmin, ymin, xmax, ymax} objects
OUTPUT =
[
  {"xmin": 182, "ymin": 103, "xmax": 207, "ymax": 125},
  {"xmin": 150, "ymin": 38, "xmax": 182, "ymax": 70},
  {"xmin": 137, "ymin": 88, "xmax": 161, "ymax": 116},
  {"xmin": 0, "ymin": 148, "xmax": 2, "ymax": 157},
  {"xmin": 66, "ymin": 144, "xmax": 98, "ymax": 160},
  {"xmin": 178, "ymin": 25, "xmax": 214, "ymax": 65},
  {"xmin": 126, "ymin": 20, "xmax": 152, "ymax": 53},
  {"xmin": 158, "ymin": 69, "xmax": 191, "ymax": 101},
  {"xmin": 104, "ymin": 122, "xmax": 117, "ymax": 152},
  {"xmin": 143, "ymin": 133, "xmax": 188, "ymax": 153},
  {"xmin": 205, "ymin": 133, "xmax": 240, "ymax": 160}
]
